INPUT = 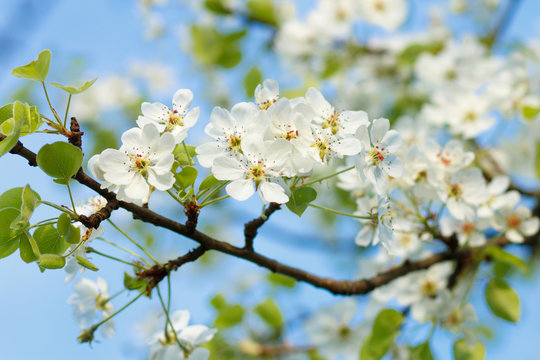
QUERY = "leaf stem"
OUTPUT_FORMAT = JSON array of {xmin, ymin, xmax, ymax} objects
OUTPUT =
[
  {"xmin": 199, "ymin": 180, "xmax": 229, "ymax": 204},
  {"xmin": 65, "ymin": 182, "xmax": 78, "ymax": 216},
  {"xmin": 97, "ymin": 237, "xmax": 152, "ymax": 266},
  {"xmin": 200, "ymin": 195, "xmax": 230, "ymax": 208},
  {"xmin": 308, "ymin": 203, "xmax": 372, "ymax": 220},
  {"xmin": 107, "ymin": 219, "xmax": 160, "ymax": 265},
  {"xmin": 64, "ymin": 93, "xmax": 72, "ymax": 128},
  {"xmin": 300, "ymin": 165, "xmax": 355, "ymax": 187},
  {"xmin": 87, "ymin": 247, "xmax": 147, "ymax": 269}
]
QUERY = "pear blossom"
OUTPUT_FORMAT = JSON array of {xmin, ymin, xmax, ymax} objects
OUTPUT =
[
  {"xmin": 67, "ymin": 277, "xmax": 115, "ymax": 338},
  {"xmin": 436, "ymin": 168, "xmax": 489, "ymax": 220},
  {"xmin": 306, "ymin": 87, "xmax": 369, "ymax": 135},
  {"xmin": 137, "ymin": 88, "xmax": 199, "ymax": 142},
  {"xmin": 492, "ymin": 204, "xmax": 540, "ymax": 243},
  {"xmin": 255, "ymin": 79, "xmax": 279, "ymax": 110},
  {"xmin": 211, "ymin": 134, "xmax": 291, "ymax": 203},
  {"xmin": 355, "ymin": 196, "xmax": 397, "ymax": 253},
  {"xmin": 148, "ymin": 310, "xmax": 217, "ymax": 360},
  {"xmin": 359, "ymin": 0, "xmax": 408, "ymax": 31},
  {"xmin": 195, "ymin": 102, "xmax": 261, "ymax": 168},
  {"xmin": 305, "ymin": 299, "xmax": 367, "ymax": 360},
  {"xmin": 98, "ymin": 124, "xmax": 175, "ymax": 202},
  {"xmin": 356, "ymin": 118, "xmax": 403, "ymax": 195}
]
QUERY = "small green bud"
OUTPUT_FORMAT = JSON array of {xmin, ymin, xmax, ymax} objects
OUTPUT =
[
  {"xmin": 77, "ymin": 326, "xmax": 97, "ymax": 344},
  {"xmin": 38, "ymin": 254, "xmax": 66, "ymax": 269}
]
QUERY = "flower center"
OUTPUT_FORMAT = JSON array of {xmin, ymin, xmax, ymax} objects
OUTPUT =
[
  {"xmin": 159, "ymin": 331, "xmax": 178, "ymax": 346},
  {"xmin": 322, "ymin": 111, "xmax": 340, "ymax": 134},
  {"xmin": 226, "ymin": 134, "xmax": 243, "ymax": 153},
  {"xmin": 445, "ymin": 69, "xmax": 457, "ymax": 80},
  {"xmin": 338, "ymin": 325, "xmax": 352, "ymax": 339},
  {"xmin": 464, "ymin": 111, "xmax": 477, "ymax": 123},
  {"xmin": 507, "ymin": 213, "xmax": 522, "ymax": 229},
  {"xmin": 449, "ymin": 183, "xmax": 462, "ymax": 198},
  {"xmin": 421, "ymin": 280, "xmax": 437, "ymax": 297},
  {"xmin": 312, "ymin": 138, "xmax": 331, "ymax": 162},
  {"xmin": 368, "ymin": 146, "xmax": 385, "ymax": 165},
  {"xmin": 246, "ymin": 162, "xmax": 266, "ymax": 185},
  {"xmin": 129, "ymin": 154, "xmax": 152, "ymax": 176},
  {"xmin": 281, "ymin": 129, "xmax": 299, "ymax": 141},
  {"xmin": 461, "ymin": 222, "xmax": 475, "ymax": 233},
  {"xmin": 374, "ymin": 0, "xmax": 385, "ymax": 11},
  {"xmin": 95, "ymin": 293, "xmax": 109, "ymax": 311},
  {"xmin": 166, "ymin": 109, "xmax": 184, "ymax": 131},
  {"xmin": 259, "ymin": 98, "xmax": 277, "ymax": 110}
]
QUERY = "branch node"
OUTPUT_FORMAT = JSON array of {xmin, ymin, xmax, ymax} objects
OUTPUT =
[{"xmin": 244, "ymin": 202, "xmax": 281, "ymax": 251}]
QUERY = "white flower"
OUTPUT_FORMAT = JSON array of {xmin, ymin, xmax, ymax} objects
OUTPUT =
[
  {"xmin": 440, "ymin": 215, "xmax": 489, "ymax": 247},
  {"xmin": 148, "ymin": 310, "xmax": 217, "ymax": 360},
  {"xmin": 306, "ymin": 87, "xmax": 369, "ymax": 135},
  {"xmin": 355, "ymin": 196, "xmax": 397, "ymax": 253},
  {"xmin": 436, "ymin": 168, "xmax": 489, "ymax": 221},
  {"xmin": 211, "ymin": 134, "xmax": 291, "ymax": 203},
  {"xmin": 305, "ymin": 299, "xmax": 367, "ymax": 360},
  {"xmin": 98, "ymin": 124, "xmax": 175, "ymax": 201},
  {"xmin": 356, "ymin": 118, "xmax": 403, "ymax": 195},
  {"xmin": 67, "ymin": 277, "xmax": 115, "ymax": 338},
  {"xmin": 263, "ymin": 98, "xmax": 317, "ymax": 174},
  {"xmin": 310, "ymin": 126, "xmax": 362, "ymax": 164},
  {"xmin": 360, "ymin": 0, "xmax": 408, "ymax": 31},
  {"xmin": 493, "ymin": 205, "xmax": 540, "ymax": 243},
  {"xmin": 137, "ymin": 89, "xmax": 199, "ymax": 142},
  {"xmin": 196, "ymin": 102, "xmax": 262, "ymax": 168},
  {"xmin": 255, "ymin": 79, "xmax": 279, "ymax": 110}
]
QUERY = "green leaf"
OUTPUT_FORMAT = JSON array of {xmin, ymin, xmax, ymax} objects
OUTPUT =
[
  {"xmin": 210, "ymin": 294, "xmax": 227, "ymax": 310},
  {"xmin": 254, "ymin": 298, "xmax": 283, "ymax": 329},
  {"xmin": 175, "ymin": 166, "xmax": 198, "ymax": 189},
  {"xmin": 485, "ymin": 278, "xmax": 520, "ymax": 322},
  {"xmin": 246, "ymin": 0, "xmax": 278, "ymax": 26},
  {"xmin": 244, "ymin": 67, "xmax": 263, "ymax": 98},
  {"xmin": 267, "ymin": 273, "xmax": 296, "ymax": 288},
  {"xmin": 286, "ymin": 187, "xmax": 317, "ymax": 217},
  {"xmin": 322, "ymin": 55, "xmax": 342, "ymax": 79},
  {"xmin": 0, "ymin": 208, "xmax": 23, "ymax": 259},
  {"xmin": 10, "ymin": 184, "xmax": 40, "ymax": 231},
  {"xmin": 57, "ymin": 213, "xmax": 71, "ymax": 236},
  {"xmin": 19, "ymin": 231, "xmax": 38, "ymax": 263},
  {"xmin": 0, "ymin": 101, "xmax": 25, "ymax": 157},
  {"xmin": 66, "ymin": 225, "xmax": 81, "ymax": 244},
  {"xmin": 453, "ymin": 339, "xmax": 486, "ymax": 360},
  {"xmin": 91, "ymin": 128, "xmax": 118, "ymax": 155},
  {"xmin": 18, "ymin": 104, "xmax": 43, "ymax": 136},
  {"xmin": 409, "ymin": 342, "xmax": 434, "ymax": 360},
  {"xmin": 204, "ymin": 0, "xmax": 232, "ymax": 14},
  {"xmin": 360, "ymin": 309, "xmax": 403, "ymax": 360},
  {"xmin": 123, "ymin": 272, "xmax": 151, "ymax": 294},
  {"xmin": 485, "ymin": 247, "xmax": 527, "ymax": 274},
  {"xmin": 522, "ymin": 105, "xmax": 540, "ymax": 120},
  {"xmin": 33, "ymin": 225, "xmax": 69, "ymax": 256},
  {"xmin": 173, "ymin": 144, "xmax": 197, "ymax": 166},
  {"xmin": 190, "ymin": 25, "xmax": 245, "ymax": 68},
  {"xmin": 214, "ymin": 304, "xmax": 245, "ymax": 328},
  {"xmin": 198, "ymin": 174, "xmax": 221, "ymax": 193},
  {"xmin": 38, "ymin": 254, "xmax": 66, "ymax": 269},
  {"xmin": 37, "ymin": 141, "xmax": 83, "ymax": 180},
  {"xmin": 11, "ymin": 49, "xmax": 51, "ymax": 82},
  {"xmin": 50, "ymin": 77, "xmax": 97, "ymax": 95},
  {"xmin": 0, "ymin": 103, "xmax": 13, "ymax": 123},
  {"xmin": 397, "ymin": 42, "xmax": 444, "ymax": 66},
  {"xmin": 77, "ymin": 255, "xmax": 99, "ymax": 271}
]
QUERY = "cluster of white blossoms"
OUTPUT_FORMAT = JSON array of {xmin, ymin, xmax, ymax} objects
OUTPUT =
[
  {"xmin": 275, "ymin": 0, "xmax": 409, "ymax": 62},
  {"xmin": 195, "ymin": 79, "xmax": 402, "ymax": 206},
  {"xmin": 89, "ymin": 89, "xmax": 199, "ymax": 203}
]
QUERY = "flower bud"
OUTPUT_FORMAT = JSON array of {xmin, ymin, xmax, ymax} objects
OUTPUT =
[{"xmin": 38, "ymin": 254, "xmax": 66, "ymax": 269}]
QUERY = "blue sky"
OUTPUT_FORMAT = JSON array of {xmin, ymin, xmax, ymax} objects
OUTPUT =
[{"xmin": 1, "ymin": 1, "xmax": 540, "ymax": 359}]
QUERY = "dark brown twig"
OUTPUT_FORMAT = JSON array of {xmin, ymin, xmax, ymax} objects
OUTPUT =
[{"xmin": 244, "ymin": 202, "xmax": 281, "ymax": 251}]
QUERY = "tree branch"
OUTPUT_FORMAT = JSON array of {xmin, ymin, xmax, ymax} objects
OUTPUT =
[
  {"xmin": 2, "ymin": 138, "xmax": 537, "ymax": 295},
  {"xmin": 244, "ymin": 202, "xmax": 281, "ymax": 251}
]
